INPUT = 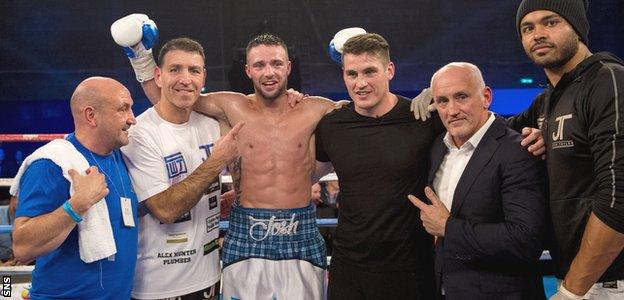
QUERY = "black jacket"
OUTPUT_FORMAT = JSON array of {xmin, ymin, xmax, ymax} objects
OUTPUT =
[
  {"xmin": 430, "ymin": 117, "xmax": 547, "ymax": 299},
  {"xmin": 509, "ymin": 52, "xmax": 624, "ymax": 281}
]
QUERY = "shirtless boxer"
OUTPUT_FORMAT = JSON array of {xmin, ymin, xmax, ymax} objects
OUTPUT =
[{"xmin": 116, "ymin": 14, "xmax": 342, "ymax": 299}]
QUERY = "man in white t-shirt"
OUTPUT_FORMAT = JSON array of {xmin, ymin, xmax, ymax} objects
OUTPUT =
[{"xmin": 121, "ymin": 37, "xmax": 242, "ymax": 299}]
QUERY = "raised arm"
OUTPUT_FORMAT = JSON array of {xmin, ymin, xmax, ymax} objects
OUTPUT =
[
  {"xmin": 111, "ymin": 14, "xmax": 159, "ymax": 104},
  {"xmin": 141, "ymin": 81, "xmax": 161, "ymax": 105},
  {"xmin": 111, "ymin": 14, "xmax": 247, "ymax": 124}
]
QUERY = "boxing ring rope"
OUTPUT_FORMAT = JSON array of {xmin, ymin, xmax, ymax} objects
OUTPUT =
[
  {"xmin": 0, "ymin": 174, "xmax": 339, "ymax": 187},
  {"xmin": 0, "ymin": 132, "xmax": 338, "ymax": 186},
  {"xmin": 0, "ymin": 133, "xmax": 551, "ymax": 261},
  {"xmin": 0, "ymin": 134, "xmax": 67, "ymax": 142},
  {"xmin": 0, "ymin": 132, "xmax": 339, "ymax": 231}
]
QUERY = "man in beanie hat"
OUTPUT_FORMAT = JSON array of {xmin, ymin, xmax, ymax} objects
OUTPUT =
[
  {"xmin": 409, "ymin": 1, "xmax": 623, "ymax": 297},
  {"xmin": 516, "ymin": 0, "xmax": 590, "ymax": 45},
  {"xmin": 509, "ymin": 0, "xmax": 624, "ymax": 299}
]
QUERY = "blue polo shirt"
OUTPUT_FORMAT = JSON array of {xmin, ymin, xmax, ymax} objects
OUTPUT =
[{"xmin": 15, "ymin": 133, "xmax": 138, "ymax": 299}]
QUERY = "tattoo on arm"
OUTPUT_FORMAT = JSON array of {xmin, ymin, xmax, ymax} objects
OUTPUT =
[{"xmin": 229, "ymin": 157, "xmax": 242, "ymax": 205}]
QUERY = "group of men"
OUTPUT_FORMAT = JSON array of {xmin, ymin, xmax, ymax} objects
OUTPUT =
[{"xmin": 9, "ymin": 0, "xmax": 624, "ymax": 299}]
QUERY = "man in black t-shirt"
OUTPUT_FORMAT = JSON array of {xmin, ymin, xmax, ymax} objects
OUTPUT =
[{"xmin": 316, "ymin": 32, "xmax": 443, "ymax": 299}]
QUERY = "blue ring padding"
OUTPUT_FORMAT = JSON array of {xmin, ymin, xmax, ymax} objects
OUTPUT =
[
  {"xmin": 0, "ymin": 225, "xmax": 11, "ymax": 233},
  {"xmin": 0, "ymin": 219, "xmax": 340, "ymax": 234}
]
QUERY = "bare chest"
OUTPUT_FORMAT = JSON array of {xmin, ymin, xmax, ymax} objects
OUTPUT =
[{"xmin": 238, "ymin": 113, "xmax": 316, "ymax": 158}]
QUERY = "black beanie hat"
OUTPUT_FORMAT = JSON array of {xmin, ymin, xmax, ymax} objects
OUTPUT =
[{"xmin": 516, "ymin": 0, "xmax": 589, "ymax": 44}]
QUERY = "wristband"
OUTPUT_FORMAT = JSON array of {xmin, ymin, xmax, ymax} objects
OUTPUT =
[{"xmin": 62, "ymin": 200, "xmax": 83, "ymax": 223}]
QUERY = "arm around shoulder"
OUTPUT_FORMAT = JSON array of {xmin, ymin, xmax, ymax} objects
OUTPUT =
[
  {"xmin": 506, "ymin": 91, "xmax": 546, "ymax": 132},
  {"xmin": 193, "ymin": 91, "xmax": 247, "ymax": 123},
  {"xmin": 311, "ymin": 96, "xmax": 348, "ymax": 115}
]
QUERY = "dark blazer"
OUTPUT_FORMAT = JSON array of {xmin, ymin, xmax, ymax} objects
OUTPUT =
[{"xmin": 428, "ymin": 117, "xmax": 547, "ymax": 300}]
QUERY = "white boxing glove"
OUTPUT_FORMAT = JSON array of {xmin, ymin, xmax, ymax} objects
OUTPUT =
[
  {"xmin": 111, "ymin": 14, "xmax": 158, "ymax": 82},
  {"xmin": 328, "ymin": 27, "xmax": 366, "ymax": 64}
]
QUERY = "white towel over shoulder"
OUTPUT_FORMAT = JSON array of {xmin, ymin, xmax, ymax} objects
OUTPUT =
[{"xmin": 10, "ymin": 139, "xmax": 116, "ymax": 263}]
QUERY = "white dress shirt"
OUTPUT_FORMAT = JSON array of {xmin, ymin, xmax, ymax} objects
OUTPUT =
[{"xmin": 433, "ymin": 112, "xmax": 496, "ymax": 211}]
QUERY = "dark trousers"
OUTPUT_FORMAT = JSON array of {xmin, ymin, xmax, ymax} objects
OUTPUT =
[{"xmin": 328, "ymin": 259, "xmax": 435, "ymax": 300}]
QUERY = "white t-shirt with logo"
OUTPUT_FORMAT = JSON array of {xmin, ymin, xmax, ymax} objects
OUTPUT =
[{"xmin": 122, "ymin": 108, "xmax": 221, "ymax": 299}]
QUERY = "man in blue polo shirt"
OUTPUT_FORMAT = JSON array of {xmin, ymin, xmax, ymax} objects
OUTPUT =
[{"xmin": 11, "ymin": 77, "xmax": 139, "ymax": 299}]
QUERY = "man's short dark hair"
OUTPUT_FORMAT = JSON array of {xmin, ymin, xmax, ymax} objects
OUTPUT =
[
  {"xmin": 341, "ymin": 33, "xmax": 390, "ymax": 66},
  {"xmin": 245, "ymin": 33, "xmax": 289, "ymax": 59},
  {"xmin": 157, "ymin": 37, "xmax": 205, "ymax": 67}
]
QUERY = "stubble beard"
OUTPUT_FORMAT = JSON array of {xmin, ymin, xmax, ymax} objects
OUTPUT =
[
  {"xmin": 527, "ymin": 35, "xmax": 579, "ymax": 70},
  {"xmin": 256, "ymin": 82, "xmax": 287, "ymax": 102}
]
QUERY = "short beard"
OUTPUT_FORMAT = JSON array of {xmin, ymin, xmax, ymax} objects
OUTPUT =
[
  {"xmin": 528, "ymin": 34, "xmax": 579, "ymax": 69},
  {"xmin": 256, "ymin": 84, "xmax": 286, "ymax": 102}
]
